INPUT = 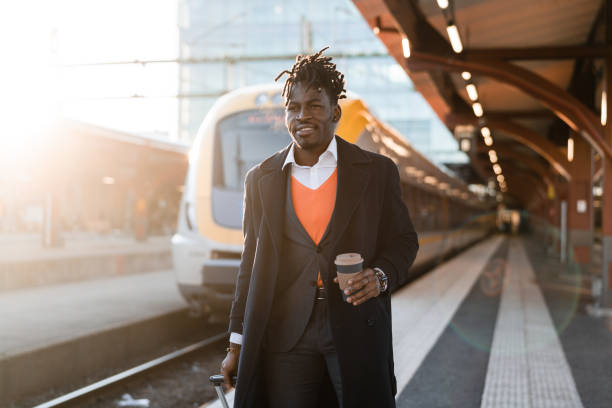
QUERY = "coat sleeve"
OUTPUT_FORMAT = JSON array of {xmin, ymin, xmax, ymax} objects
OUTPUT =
[
  {"xmin": 372, "ymin": 159, "xmax": 419, "ymax": 292},
  {"xmin": 229, "ymin": 169, "xmax": 258, "ymax": 334}
]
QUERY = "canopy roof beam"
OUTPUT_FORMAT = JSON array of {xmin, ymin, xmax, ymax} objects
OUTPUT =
[
  {"xmin": 463, "ymin": 45, "xmax": 612, "ymax": 61},
  {"xmin": 368, "ymin": 0, "xmax": 612, "ymax": 160},
  {"xmin": 407, "ymin": 51, "xmax": 612, "ymax": 160},
  {"xmin": 476, "ymin": 144, "xmax": 556, "ymax": 192},
  {"xmin": 448, "ymin": 113, "xmax": 572, "ymax": 181}
]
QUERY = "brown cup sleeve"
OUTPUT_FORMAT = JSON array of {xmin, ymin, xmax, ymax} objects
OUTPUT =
[{"xmin": 336, "ymin": 270, "xmax": 361, "ymax": 292}]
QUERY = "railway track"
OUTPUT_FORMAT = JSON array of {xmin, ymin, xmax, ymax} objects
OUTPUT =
[{"xmin": 33, "ymin": 332, "xmax": 228, "ymax": 408}]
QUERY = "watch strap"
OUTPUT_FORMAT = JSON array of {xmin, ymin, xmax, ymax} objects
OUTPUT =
[{"xmin": 373, "ymin": 267, "xmax": 388, "ymax": 292}]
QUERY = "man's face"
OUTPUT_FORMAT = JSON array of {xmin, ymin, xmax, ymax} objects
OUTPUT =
[{"xmin": 284, "ymin": 82, "xmax": 340, "ymax": 152}]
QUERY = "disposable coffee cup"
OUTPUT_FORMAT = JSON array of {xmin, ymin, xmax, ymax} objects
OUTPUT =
[{"xmin": 334, "ymin": 253, "xmax": 364, "ymax": 301}]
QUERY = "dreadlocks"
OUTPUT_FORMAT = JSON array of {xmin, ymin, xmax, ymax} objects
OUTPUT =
[{"xmin": 275, "ymin": 47, "xmax": 346, "ymax": 105}]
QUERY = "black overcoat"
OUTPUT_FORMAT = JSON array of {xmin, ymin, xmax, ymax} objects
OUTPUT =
[{"xmin": 229, "ymin": 136, "xmax": 419, "ymax": 408}]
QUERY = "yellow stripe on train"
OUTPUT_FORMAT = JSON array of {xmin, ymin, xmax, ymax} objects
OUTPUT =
[{"xmin": 336, "ymin": 99, "xmax": 370, "ymax": 144}]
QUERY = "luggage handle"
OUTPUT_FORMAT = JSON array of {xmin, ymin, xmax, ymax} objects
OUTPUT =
[
  {"xmin": 209, "ymin": 374, "xmax": 237, "ymax": 408},
  {"xmin": 209, "ymin": 374, "xmax": 237, "ymax": 386}
]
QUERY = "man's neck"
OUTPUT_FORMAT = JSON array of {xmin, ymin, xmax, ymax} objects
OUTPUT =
[{"xmin": 293, "ymin": 136, "xmax": 334, "ymax": 167}]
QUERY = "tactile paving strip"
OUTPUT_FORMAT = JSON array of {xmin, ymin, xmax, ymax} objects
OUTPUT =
[{"xmin": 481, "ymin": 238, "xmax": 583, "ymax": 408}]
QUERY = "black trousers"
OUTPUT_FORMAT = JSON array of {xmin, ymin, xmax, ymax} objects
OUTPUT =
[{"xmin": 264, "ymin": 298, "xmax": 343, "ymax": 407}]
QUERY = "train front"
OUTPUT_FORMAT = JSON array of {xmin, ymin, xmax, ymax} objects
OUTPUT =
[{"xmin": 172, "ymin": 86, "xmax": 290, "ymax": 318}]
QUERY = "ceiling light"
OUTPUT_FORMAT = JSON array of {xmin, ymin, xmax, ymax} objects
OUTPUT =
[
  {"xmin": 480, "ymin": 127, "xmax": 490, "ymax": 138},
  {"xmin": 373, "ymin": 16, "xmax": 381, "ymax": 35},
  {"xmin": 497, "ymin": 174, "xmax": 505, "ymax": 183},
  {"xmin": 488, "ymin": 149, "xmax": 498, "ymax": 163},
  {"xmin": 401, "ymin": 36, "xmax": 411, "ymax": 58},
  {"xmin": 436, "ymin": 0, "xmax": 449, "ymax": 9},
  {"xmin": 484, "ymin": 136, "xmax": 493, "ymax": 146},
  {"xmin": 424, "ymin": 176, "xmax": 438, "ymax": 185},
  {"xmin": 472, "ymin": 102, "xmax": 483, "ymax": 117},
  {"xmin": 493, "ymin": 163, "xmax": 502, "ymax": 174},
  {"xmin": 461, "ymin": 71, "xmax": 471, "ymax": 81},
  {"xmin": 594, "ymin": 186, "xmax": 603, "ymax": 196},
  {"xmin": 601, "ymin": 90, "xmax": 607, "ymax": 126},
  {"xmin": 466, "ymin": 84, "xmax": 478, "ymax": 101},
  {"xmin": 446, "ymin": 24, "xmax": 463, "ymax": 53},
  {"xmin": 405, "ymin": 166, "xmax": 417, "ymax": 175},
  {"xmin": 567, "ymin": 137, "xmax": 574, "ymax": 162},
  {"xmin": 460, "ymin": 138, "xmax": 471, "ymax": 152}
]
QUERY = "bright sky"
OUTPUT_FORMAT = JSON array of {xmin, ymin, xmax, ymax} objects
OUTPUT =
[{"xmin": 0, "ymin": 0, "xmax": 179, "ymax": 162}]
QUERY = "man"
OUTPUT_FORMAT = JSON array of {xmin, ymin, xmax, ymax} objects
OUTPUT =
[{"xmin": 220, "ymin": 48, "xmax": 419, "ymax": 407}]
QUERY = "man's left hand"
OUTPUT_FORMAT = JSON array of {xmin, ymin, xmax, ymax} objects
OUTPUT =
[{"xmin": 333, "ymin": 267, "xmax": 380, "ymax": 306}]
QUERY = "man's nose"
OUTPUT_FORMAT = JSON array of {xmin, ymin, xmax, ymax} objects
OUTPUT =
[{"xmin": 297, "ymin": 107, "xmax": 311, "ymax": 120}]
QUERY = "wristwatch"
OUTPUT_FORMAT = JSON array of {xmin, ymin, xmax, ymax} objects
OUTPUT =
[{"xmin": 373, "ymin": 267, "xmax": 388, "ymax": 293}]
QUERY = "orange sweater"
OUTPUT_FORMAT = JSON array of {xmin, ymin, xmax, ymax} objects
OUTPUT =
[{"xmin": 291, "ymin": 169, "xmax": 337, "ymax": 288}]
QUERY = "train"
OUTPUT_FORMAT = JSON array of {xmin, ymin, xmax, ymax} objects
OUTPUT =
[{"xmin": 172, "ymin": 84, "xmax": 495, "ymax": 318}]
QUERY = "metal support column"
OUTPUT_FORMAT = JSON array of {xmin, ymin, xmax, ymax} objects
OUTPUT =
[
  {"xmin": 561, "ymin": 200, "xmax": 567, "ymax": 264},
  {"xmin": 566, "ymin": 135, "xmax": 593, "ymax": 268},
  {"xmin": 602, "ymin": 157, "xmax": 612, "ymax": 307},
  {"xmin": 602, "ymin": 0, "xmax": 612, "ymax": 307}
]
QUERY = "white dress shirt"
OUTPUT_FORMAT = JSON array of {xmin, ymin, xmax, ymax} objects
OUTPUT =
[
  {"xmin": 282, "ymin": 136, "xmax": 338, "ymax": 189},
  {"xmin": 230, "ymin": 138, "xmax": 338, "ymax": 345}
]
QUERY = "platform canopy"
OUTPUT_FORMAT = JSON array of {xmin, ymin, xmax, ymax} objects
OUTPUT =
[{"xmin": 352, "ymin": 0, "xmax": 611, "ymax": 207}]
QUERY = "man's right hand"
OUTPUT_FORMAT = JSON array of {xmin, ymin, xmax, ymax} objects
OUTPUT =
[{"xmin": 220, "ymin": 342, "xmax": 240, "ymax": 388}]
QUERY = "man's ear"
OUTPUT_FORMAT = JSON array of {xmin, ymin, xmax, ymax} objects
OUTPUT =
[{"xmin": 333, "ymin": 104, "xmax": 342, "ymax": 123}]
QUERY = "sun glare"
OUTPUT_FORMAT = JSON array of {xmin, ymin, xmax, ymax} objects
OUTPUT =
[{"xmin": 0, "ymin": 0, "xmax": 179, "ymax": 166}]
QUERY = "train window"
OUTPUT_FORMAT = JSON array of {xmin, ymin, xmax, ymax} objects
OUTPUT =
[{"xmin": 214, "ymin": 109, "xmax": 290, "ymax": 190}]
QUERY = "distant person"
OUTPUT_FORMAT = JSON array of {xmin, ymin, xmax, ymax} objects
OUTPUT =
[{"xmin": 220, "ymin": 47, "xmax": 419, "ymax": 407}]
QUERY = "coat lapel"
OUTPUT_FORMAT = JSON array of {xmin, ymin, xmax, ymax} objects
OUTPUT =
[
  {"xmin": 258, "ymin": 145, "xmax": 291, "ymax": 255},
  {"xmin": 331, "ymin": 136, "xmax": 371, "ymax": 246}
]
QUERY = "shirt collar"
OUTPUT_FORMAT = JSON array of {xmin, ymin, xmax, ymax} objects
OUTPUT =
[{"xmin": 282, "ymin": 136, "xmax": 338, "ymax": 170}]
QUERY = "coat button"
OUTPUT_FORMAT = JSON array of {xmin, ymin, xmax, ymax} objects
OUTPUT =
[
  {"xmin": 315, "ymin": 246, "xmax": 322, "ymax": 253},
  {"xmin": 367, "ymin": 318, "xmax": 376, "ymax": 327}
]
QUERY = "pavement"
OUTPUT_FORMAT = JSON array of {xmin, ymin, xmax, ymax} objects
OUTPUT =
[
  {"xmin": 0, "ymin": 269, "xmax": 199, "ymax": 406},
  {"xmin": 204, "ymin": 235, "xmax": 612, "ymax": 408},
  {"xmin": 0, "ymin": 233, "xmax": 171, "ymax": 263},
  {"xmin": 0, "ymin": 233, "xmax": 173, "ymax": 290},
  {"xmin": 0, "ymin": 269, "xmax": 185, "ymax": 358}
]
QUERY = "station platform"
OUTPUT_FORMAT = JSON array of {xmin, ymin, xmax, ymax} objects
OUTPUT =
[
  {"xmin": 205, "ymin": 235, "xmax": 612, "ymax": 408},
  {"xmin": 0, "ymin": 233, "xmax": 172, "ymax": 290},
  {"xmin": 0, "ymin": 269, "xmax": 195, "ymax": 405}
]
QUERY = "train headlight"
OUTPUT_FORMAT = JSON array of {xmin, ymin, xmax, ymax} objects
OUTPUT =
[
  {"xmin": 272, "ymin": 93, "xmax": 284, "ymax": 105},
  {"xmin": 255, "ymin": 93, "xmax": 269, "ymax": 106}
]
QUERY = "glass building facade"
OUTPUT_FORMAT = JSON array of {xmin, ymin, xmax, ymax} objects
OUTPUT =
[{"xmin": 177, "ymin": 0, "xmax": 467, "ymax": 167}]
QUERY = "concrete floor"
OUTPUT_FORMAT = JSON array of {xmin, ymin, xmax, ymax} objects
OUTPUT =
[{"xmin": 204, "ymin": 235, "xmax": 612, "ymax": 408}]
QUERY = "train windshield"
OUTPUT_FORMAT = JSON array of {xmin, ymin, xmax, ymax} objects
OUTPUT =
[{"xmin": 214, "ymin": 109, "xmax": 290, "ymax": 191}]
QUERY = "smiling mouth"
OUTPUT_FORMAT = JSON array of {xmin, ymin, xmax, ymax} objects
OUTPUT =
[{"xmin": 296, "ymin": 126, "xmax": 315, "ymax": 136}]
